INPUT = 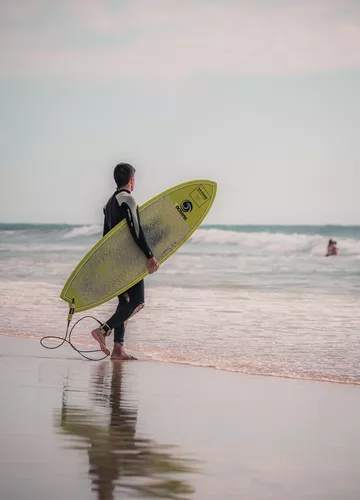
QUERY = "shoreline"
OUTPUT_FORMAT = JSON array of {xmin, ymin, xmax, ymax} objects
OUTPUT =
[{"xmin": 1, "ymin": 332, "xmax": 359, "ymax": 387}]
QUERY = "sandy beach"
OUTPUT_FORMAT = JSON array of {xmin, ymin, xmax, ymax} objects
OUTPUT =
[{"xmin": 1, "ymin": 335, "xmax": 359, "ymax": 500}]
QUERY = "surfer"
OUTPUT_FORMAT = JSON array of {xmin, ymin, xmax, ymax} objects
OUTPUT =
[
  {"xmin": 91, "ymin": 163, "xmax": 159, "ymax": 360},
  {"xmin": 326, "ymin": 239, "xmax": 338, "ymax": 257}
]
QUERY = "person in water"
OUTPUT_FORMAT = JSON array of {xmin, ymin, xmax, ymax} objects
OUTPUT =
[
  {"xmin": 91, "ymin": 163, "xmax": 159, "ymax": 360},
  {"xmin": 326, "ymin": 239, "xmax": 338, "ymax": 257}
]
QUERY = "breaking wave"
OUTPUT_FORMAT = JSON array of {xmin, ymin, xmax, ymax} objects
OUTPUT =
[
  {"xmin": 63, "ymin": 225, "xmax": 102, "ymax": 239},
  {"xmin": 190, "ymin": 228, "xmax": 360, "ymax": 256}
]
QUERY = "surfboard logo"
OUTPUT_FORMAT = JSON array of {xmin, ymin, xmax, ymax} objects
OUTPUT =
[
  {"xmin": 175, "ymin": 203, "xmax": 188, "ymax": 220},
  {"xmin": 181, "ymin": 200, "xmax": 193, "ymax": 213}
]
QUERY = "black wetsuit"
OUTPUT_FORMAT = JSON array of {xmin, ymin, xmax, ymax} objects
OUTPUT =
[{"xmin": 101, "ymin": 189, "xmax": 153, "ymax": 344}]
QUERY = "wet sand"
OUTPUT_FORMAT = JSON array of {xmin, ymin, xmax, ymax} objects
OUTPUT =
[{"xmin": 1, "ymin": 335, "xmax": 360, "ymax": 500}]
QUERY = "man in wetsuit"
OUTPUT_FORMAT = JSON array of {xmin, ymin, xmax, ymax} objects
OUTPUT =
[{"xmin": 91, "ymin": 163, "xmax": 159, "ymax": 360}]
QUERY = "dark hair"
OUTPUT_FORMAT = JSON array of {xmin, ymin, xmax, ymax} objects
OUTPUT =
[
  {"xmin": 328, "ymin": 239, "xmax": 333, "ymax": 246},
  {"xmin": 113, "ymin": 163, "xmax": 136, "ymax": 188}
]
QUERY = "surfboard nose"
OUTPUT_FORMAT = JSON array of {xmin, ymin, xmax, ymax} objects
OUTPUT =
[
  {"xmin": 202, "ymin": 180, "xmax": 217, "ymax": 199},
  {"xmin": 185, "ymin": 180, "xmax": 217, "ymax": 211}
]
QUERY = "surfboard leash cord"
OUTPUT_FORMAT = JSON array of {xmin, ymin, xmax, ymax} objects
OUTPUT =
[{"xmin": 40, "ymin": 300, "xmax": 109, "ymax": 361}]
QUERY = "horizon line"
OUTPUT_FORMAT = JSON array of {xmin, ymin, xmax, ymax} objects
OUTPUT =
[{"xmin": 1, "ymin": 222, "xmax": 359, "ymax": 228}]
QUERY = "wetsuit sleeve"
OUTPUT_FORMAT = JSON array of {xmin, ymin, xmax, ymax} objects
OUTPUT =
[
  {"xmin": 122, "ymin": 199, "xmax": 154, "ymax": 259},
  {"xmin": 136, "ymin": 207, "xmax": 154, "ymax": 258},
  {"xmin": 103, "ymin": 207, "xmax": 110, "ymax": 237}
]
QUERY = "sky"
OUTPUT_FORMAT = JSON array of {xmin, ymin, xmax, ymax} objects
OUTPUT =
[{"xmin": 0, "ymin": 0, "xmax": 359, "ymax": 225}]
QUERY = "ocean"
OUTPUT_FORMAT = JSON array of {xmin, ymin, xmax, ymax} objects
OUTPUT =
[{"xmin": 1, "ymin": 223, "xmax": 359, "ymax": 384}]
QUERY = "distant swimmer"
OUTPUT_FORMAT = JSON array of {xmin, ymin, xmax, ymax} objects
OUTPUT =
[{"xmin": 326, "ymin": 239, "xmax": 338, "ymax": 257}]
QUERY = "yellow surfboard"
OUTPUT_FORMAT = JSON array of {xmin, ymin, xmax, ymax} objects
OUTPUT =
[{"xmin": 61, "ymin": 180, "xmax": 217, "ymax": 312}]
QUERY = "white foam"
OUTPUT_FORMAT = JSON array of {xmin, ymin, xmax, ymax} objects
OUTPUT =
[
  {"xmin": 190, "ymin": 229, "xmax": 360, "ymax": 256},
  {"xmin": 63, "ymin": 225, "xmax": 102, "ymax": 239},
  {"xmin": 1, "ymin": 279, "xmax": 360, "ymax": 385},
  {"xmin": 0, "ymin": 230, "xmax": 17, "ymax": 235},
  {"xmin": 0, "ymin": 243, "xmax": 88, "ymax": 252}
]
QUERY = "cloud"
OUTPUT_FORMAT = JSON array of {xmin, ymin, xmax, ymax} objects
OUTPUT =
[{"xmin": 1, "ymin": 0, "xmax": 360, "ymax": 80}]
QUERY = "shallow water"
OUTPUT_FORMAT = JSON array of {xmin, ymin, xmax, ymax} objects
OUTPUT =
[{"xmin": 1, "ymin": 223, "xmax": 360, "ymax": 384}]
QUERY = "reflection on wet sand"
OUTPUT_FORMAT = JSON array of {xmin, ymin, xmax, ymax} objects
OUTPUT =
[{"xmin": 55, "ymin": 362, "xmax": 197, "ymax": 499}]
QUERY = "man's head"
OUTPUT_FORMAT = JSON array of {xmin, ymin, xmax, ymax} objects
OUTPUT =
[{"xmin": 114, "ymin": 163, "xmax": 136, "ymax": 191}]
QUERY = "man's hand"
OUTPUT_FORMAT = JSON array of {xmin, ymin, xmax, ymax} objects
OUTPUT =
[{"xmin": 147, "ymin": 256, "xmax": 159, "ymax": 274}]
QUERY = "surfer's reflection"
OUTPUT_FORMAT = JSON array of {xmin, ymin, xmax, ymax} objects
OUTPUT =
[{"xmin": 56, "ymin": 363, "xmax": 196, "ymax": 500}]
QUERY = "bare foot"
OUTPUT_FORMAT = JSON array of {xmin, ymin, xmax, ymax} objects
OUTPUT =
[
  {"xmin": 91, "ymin": 328, "xmax": 110, "ymax": 356},
  {"xmin": 111, "ymin": 344, "xmax": 137, "ymax": 361}
]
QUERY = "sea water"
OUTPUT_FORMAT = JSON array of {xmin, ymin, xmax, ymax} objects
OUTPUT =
[{"xmin": 1, "ymin": 223, "xmax": 359, "ymax": 384}]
